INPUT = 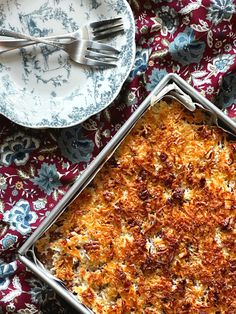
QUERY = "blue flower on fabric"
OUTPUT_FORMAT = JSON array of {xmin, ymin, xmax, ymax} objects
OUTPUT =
[
  {"xmin": 1, "ymin": 234, "xmax": 18, "ymax": 250},
  {"xmin": 3, "ymin": 200, "xmax": 38, "ymax": 235},
  {"xmin": 146, "ymin": 68, "xmax": 168, "ymax": 92},
  {"xmin": 212, "ymin": 54, "xmax": 235, "ymax": 72},
  {"xmin": 129, "ymin": 48, "xmax": 150, "ymax": 79},
  {"xmin": 216, "ymin": 73, "xmax": 236, "ymax": 109},
  {"xmin": 58, "ymin": 125, "xmax": 94, "ymax": 164},
  {"xmin": 169, "ymin": 27, "xmax": 206, "ymax": 66},
  {"xmin": 207, "ymin": 0, "xmax": 235, "ymax": 25},
  {"xmin": 0, "ymin": 260, "xmax": 17, "ymax": 291},
  {"xmin": 31, "ymin": 163, "xmax": 62, "ymax": 195},
  {"xmin": 0, "ymin": 132, "xmax": 40, "ymax": 166}
]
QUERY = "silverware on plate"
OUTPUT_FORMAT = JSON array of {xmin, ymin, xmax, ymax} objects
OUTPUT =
[
  {"xmin": 0, "ymin": 28, "xmax": 120, "ymax": 67},
  {"xmin": 0, "ymin": 17, "xmax": 124, "ymax": 52}
]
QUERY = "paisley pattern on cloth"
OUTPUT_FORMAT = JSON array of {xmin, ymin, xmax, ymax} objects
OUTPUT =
[{"xmin": 0, "ymin": 0, "xmax": 236, "ymax": 313}]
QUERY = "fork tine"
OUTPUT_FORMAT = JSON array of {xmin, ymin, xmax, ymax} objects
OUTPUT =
[
  {"xmin": 90, "ymin": 17, "xmax": 123, "ymax": 29},
  {"xmin": 85, "ymin": 50, "xmax": 119, "ymax": 60},
  {"xmin": 92, "ymin": 21, "xmax": 123, "ymax": 33},
  {"xmin": 83, "ymin": 57, "xmax": 117, "ymax": 68},
  {"xmin": 86, "ymin": 40, "xmax": 120, "ymax": 54},
  {"xmin": 93, "ymin": 25, "xmax": 124, "ymax": 40},
  {"xmin": 93, "ymin": 23, "xmax": 124, "ymax": 34}
]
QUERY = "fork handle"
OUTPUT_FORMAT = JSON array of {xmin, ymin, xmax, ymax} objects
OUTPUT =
[
  {"xmin": 0, "ymin": 36, "xmax": 75, "ymax": 54},
  {"xmin": 0, "ymin": 34, "xmax": 74, "ymax": 44},
  {"xmin": 0, "ymin": 29, "xmax": 63, "ymax": 49}
]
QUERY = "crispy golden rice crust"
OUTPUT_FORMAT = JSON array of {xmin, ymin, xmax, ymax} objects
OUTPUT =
[{"xmin": 36, "ymin": 100, "xmax": 236, "ymax": 314}]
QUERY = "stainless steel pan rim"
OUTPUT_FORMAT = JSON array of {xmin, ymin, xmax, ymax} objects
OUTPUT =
[{"xmin": 18, "ymin": 73, "xmax": 236, "ymax": 313}]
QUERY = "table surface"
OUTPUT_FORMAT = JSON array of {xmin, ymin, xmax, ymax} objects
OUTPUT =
[{"xmin": 0, "ymin": 1, "xmax": 236, "ymax": 313}]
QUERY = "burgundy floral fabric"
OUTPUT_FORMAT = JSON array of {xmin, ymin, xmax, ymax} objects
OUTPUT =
[{"xmin": 1, "ymin": 0, "xmax": 236, "ymax": 313}]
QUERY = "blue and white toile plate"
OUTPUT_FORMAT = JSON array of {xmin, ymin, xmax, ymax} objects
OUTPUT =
[{"xmin": 0, "ymin": 0, "xmax": 135, "ymax": 128}]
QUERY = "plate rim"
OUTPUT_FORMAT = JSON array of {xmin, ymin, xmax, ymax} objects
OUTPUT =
[{"xmin": 0, "ymin": 0, "xmax": 136, "ymax": 129}]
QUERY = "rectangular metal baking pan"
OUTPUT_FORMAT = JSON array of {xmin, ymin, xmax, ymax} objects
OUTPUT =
[{"xmin": 18, "ymin": 73, "xmax": 236, "ymax": 313}]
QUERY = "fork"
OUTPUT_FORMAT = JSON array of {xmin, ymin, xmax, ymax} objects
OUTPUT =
[
  {"xmin": 0, "ymin": 29, "xmax": 120, "ymax": 67},
  {"xmin": 0, "ymin": 17, "xmax": 124, "ymax": 53}
]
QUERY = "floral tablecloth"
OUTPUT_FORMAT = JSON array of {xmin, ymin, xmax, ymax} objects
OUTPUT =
[{"xmin": 1, "ymin": 0, "xmax": 236, "ymax": 313}]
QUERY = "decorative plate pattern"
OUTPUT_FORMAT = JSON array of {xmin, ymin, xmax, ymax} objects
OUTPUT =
[{"xmin": 0, "ymin": 0, "xmax": 136, "ymax": 128}]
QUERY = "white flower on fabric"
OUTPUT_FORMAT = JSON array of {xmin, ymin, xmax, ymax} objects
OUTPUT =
[
  {"xmin": 6, "ymin": 302, "xmax": 16, "ymax": 312},
  {"xmin": 207, "ymin": 0, "xmax": 235, "ymax": 25},
  {"xmin": 224, "ymin": 44, "xmax": 232, "ymax": 52},
  {"xmin": 33, "ymin": 199, "xmax": 47, "ymax": 211},
  {"xmin": 206, "ymin": 86, "xmax": 214, "ymax": 95}
]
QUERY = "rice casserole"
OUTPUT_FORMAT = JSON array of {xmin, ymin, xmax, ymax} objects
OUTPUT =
[{"xmin": 36, "ymin": 100, "xmax": 236, "ymax": 314}]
